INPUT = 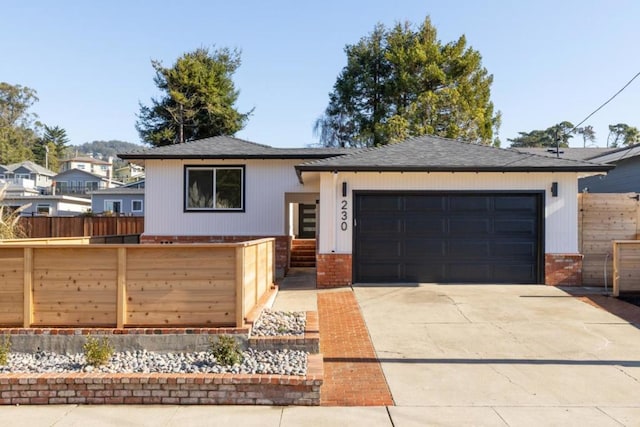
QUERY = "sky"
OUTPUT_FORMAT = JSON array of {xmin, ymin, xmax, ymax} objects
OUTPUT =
[{"xmin": 1, "ymin": 0, "xmax": 639, "ymax": 149}]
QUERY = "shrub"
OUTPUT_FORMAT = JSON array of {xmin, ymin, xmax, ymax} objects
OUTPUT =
[
  {"xmin": 0, "ymin": 184, "xmax": 28, "ymax": 239},
  {"xmin": 0, "ymin": 335, "xmax": 10, "ymax": 365},
  {"xmin": 210, "ymin": 335, "xmax": 243, "ymax": 366},
  {"xmin": 83, "ymin": 336, "xmax": 114, "ymax": 366}
]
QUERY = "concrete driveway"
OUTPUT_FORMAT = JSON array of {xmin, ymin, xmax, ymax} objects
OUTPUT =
[{"xmin": 354, "ymin": 283, "xmax": 640, "ymax": 426}]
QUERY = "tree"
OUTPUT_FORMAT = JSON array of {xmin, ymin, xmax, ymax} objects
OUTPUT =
[
  {"xmin": 315, "ymin": 17, "xmax": 500, "ymax": 147},
  {"xmin": 576, "ymin": 125, "xmax": 596, "ymax": 147},
  {"xmin": 508, "ymin": 121, "xmax": 575, "ymax": 148},
  {"xmin": 607, "ymin": 123, "xmax": 640, "ymax": 148},
  {"xmin": 34, "ymin": 125, "xmax": 70, "ymax": 171},
  {"xmin": 136, "ymin": 47, "xmax": 252, "ymax": 146},
  {"xmin": 0, "ymin": 82, "xmax": 40, "ymax": 163}
]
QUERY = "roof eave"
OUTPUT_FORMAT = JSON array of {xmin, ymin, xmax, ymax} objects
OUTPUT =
[
  {"xmin": 118, "ymin": 153, "xmax": 345, "ymax": 161},
  {"xmin": 296, "ymin": 165, "xmax": 615, "ymax": 173}
]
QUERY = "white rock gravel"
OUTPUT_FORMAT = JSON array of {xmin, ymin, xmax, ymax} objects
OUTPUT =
[{"xmin": 0, "ymin": 310, "xmax": 309, "ymax": 375}]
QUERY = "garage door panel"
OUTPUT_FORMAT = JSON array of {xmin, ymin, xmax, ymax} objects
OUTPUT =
[
  {"xmin": 494, "ymin": 196, "xmax": 537, "ymax": 212},
  {"xmin": 354, "ymin": 193, "xmax": 541, "ymax": 284},
  {"xmin": 493, "ymin": 241, "xmax": 536, "ymax": 257},
  {"xmin": 449, "ymin": 240, "xmax": 491, "ymax": 257},
  {"xmin": 405, "ymin": 239, "xmax": 445, "ymax": 257},
  {"xmin": 405, "ymin": 217, "xmax": 446, "ymax": 234},
  {"xmin": 359, "ymin": 195, "xmax": 401, "ymax": 212},
  {"xmin": 357, "ymin": 238, "xmax": 401, "ymax": 258},
  {"xmin": 449, "ymin": 196, "xmax": 490, "ymax": 211},
  {"xmin": 405, "ymin": 196, "xmax": 445, "ymax": 212},
  {"xmin": 357, "ymin": 263, "xmax": 402, "ymax": 282},
  {"xmin": 494, "ymin": 219, "xmax": 536, "ymax": 235},
  {"xmin": 449, "ymin": 218, "xmax": 491, "ymax": 235}
]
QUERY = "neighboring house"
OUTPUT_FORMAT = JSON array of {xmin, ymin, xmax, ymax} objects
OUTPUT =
[
  {"xmin": 90, "ymin": 186, "xmax": 145, "ymax": 216},
  {"xmin": 60, "ymin": 156, "xmax": 113, "ymax": 178},
  {"xmin": 512, "ymin": 146, "xmax": 640, "ymax": 193},
  {"xmin": 0, "ymin": 160, "xmax": 56, "ymax": 194},
  {"xmin": 113, "ymin": 163, "xmax": 145, "ymax": 183},
  {"xmin": 53, "ymin": 169, "xmax": 122, "ymax": 197},
  {"xmin": 1, "ymin": 195, "xmax": 91, "ymax": 216},
  {"xmin": 120, "ymin": 135, "xmax": 612, "ymax": 287}
]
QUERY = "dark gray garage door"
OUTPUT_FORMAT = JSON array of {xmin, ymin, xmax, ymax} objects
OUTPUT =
[{"xmin": 354, "ymin": 192, "xmax": 543, "ymax": 284}]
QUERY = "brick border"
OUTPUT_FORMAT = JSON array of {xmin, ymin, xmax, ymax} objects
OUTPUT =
[
  {"xmin": 316, "ymin": 254, "xmax": 352, "ymax": 288},
  {"xmin": 0, "ymin": 354, "xmax": 323, "ymax": 406}
]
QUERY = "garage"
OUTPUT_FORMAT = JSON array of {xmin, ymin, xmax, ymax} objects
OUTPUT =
[{"xmin": 354, "ymin": 192, "xmax": 543, "ymax": 284}]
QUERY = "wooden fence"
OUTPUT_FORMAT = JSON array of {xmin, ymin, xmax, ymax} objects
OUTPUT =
[
  {"xmin": 612, "ymin": 241, "xmax": 640, "ymax": 296},
  {"xmin": 0, "ymin": 238, "xmax": 274, "ymax": 328},
  {"xmin": 578, "ymin": 193, "xmax": 640, "ymax": 286},
  {"xmin": 17, "ymin": 216, "xmax": 144, "ymax": 238}
]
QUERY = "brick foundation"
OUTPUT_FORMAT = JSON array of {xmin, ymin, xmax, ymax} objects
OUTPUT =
[
  {"xmin": 0, "ymin": 354, "xmax": 323, "ymax": 406},
  {"xmin": 316, "ymin": 254, "xmax": 352, "ymax": 288},
  {"xmin": 545, "ymin": 253, "xmax": 583, "ymax": 286},
  {"xmin": 140, "ymin": 235, "xmax": 290, "ymax": 277}
]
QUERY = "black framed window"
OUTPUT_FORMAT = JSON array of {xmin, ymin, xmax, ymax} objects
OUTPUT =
[{"xmin": 185, "ymin": 166, "xmax": 244, "ymax": 211}]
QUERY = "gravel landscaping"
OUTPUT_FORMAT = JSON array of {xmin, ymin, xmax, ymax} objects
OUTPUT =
[{"xmin": 0, "ymin": 310, "xmax": 308, "ymax": 376}]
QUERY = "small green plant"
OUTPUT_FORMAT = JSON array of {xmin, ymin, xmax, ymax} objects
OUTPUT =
[
  {"xmin": 0, "ymin": 335, "xmax": 11, "ymax": 365},
  {"xmin": 83, "ymin": 336, "xmax": 114, "ymax": 366},
  {"xmin": 210, "ymin": 335, "xmax": 243, "ymax": 366}
]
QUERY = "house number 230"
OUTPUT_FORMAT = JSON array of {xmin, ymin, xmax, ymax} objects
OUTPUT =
[{"xmin": 340, "ymin": 200, "xmax": 348, "ymax": 231}]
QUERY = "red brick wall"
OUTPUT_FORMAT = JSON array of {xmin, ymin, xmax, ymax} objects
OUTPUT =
[
  {"xmin": 545, "ymin": 253, "xmax": 583, "ymax": 286},
  {"xmin": 317, "ymin": 254, "xmax": 352, "ymax": 288},
  {"xmin": 0, "ymin": 354, "xmax": 323, "ymax": 406},
  {"xmin": 140, "ymin": 235, "xmax": 290, "ymax": 275}
]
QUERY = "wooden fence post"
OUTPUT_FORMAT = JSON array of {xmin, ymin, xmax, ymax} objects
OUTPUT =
[
  {"xmin": 612, "ymin": 241, "xmax": 619, "ymax": 297},
  {"xmin": 23, "ymin": 248, "xmax": 33, "ymax": 327},
  {"xmin": 235, "ymin": 246, "xmax": 245, "ymax": 328},
  {"xmin": 116, "ymin": 247, "xmax": 127, "ymax": 328}
]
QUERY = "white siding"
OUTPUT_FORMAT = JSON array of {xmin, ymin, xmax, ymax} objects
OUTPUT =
[
  {"xmin": 145, "ymin": 159, "xmax": 318, "ymax": 236},
  {"xmin": 317, "ymin": 171, "xmax": 579, "ymax": 255}
]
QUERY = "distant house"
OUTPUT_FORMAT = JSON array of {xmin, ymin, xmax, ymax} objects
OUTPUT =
[
  {"xmin": 60, "ymin": 156, "xmax": 113, "ymax": 179},
  {"xmin": 0, "ymin": 160, "xmax": 56, "ymax": 195},
  {"xmin": 90, "ymin": 186, "xmax": 145, "ymax": 216},
  {"xmin": 53, "ymin": 169, "xmax": 122, "ymax": 197},
  {"xmin": 0, "ymin": 195, "xmax": 91, "ymax": 216},
  {"xmin": 113, "ymin": 163, "xmax": 144, "ymax": 183}
]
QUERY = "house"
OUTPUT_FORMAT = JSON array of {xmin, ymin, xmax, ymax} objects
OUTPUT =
[
  {"xmin": 0, "ymin": 160, "xmax": 56, "ymax": 195},
  {"xmin": 0, "ymin": 195, "xmax": 91, "ymax": 216},
  {"xmin": 89, "ymin": 185, "xmax": 145, "ymax": 216},
  {"xmin": 113, "ymin": 163, "xmax": 145, "ymax": 183},
  {"xmin": 60, "ymin": 156, "xmax": 113, "ymax": 178},
  {"xmin": 53, "ymin": 169, "xmax": 122, "ymax": 196},
  {"xmin": 119, "ymin": 135, "xmax": 612, "ymax": 287},
  {"xmin": 511, "ymin": 146, "xmax": 640, "ymax": 193}
]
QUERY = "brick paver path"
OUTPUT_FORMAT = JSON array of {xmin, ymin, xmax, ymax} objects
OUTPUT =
[{"xmin": 318, "ymin": 290, "xmax": 394, "ymax": 406}]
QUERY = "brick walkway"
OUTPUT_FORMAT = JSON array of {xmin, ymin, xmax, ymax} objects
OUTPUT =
[{"xmin": 317, "ymin": 290, "xmax": 394, "ymax": 406}]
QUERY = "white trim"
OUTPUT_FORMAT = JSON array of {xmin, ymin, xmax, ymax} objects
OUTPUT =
[
  {"xmin": 104, "ymin": 199, "xmax": 123, "ymax": 214},
  {"xmin": 131, "ymin": 199, "xmax": 143, "ymax": 213}
]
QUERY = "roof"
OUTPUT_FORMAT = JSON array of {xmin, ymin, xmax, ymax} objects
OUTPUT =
[
  {"xmin": 118, "ymin": 136, "xmax": 352, "ymax": 160},
  {"xmin": 582, "ymin": 143, "xmax": 640, "ymax": 164},
  {"xmin": 54, "ymin": 168, "xmax": 113, "ymax": 181},
  {"xmin": 295, "ymin": 135, "xmax": 615, "ymax": 175},
  {"xmin": 511, "ymin": 147, "xmax": 615, "ymax": 162},
  {"xmin": 63, "ymin": 156, "xmax": 111, "ymax": 165},
  {"xmin": 89, "ymin": 187, "xmax": 144, "ymax": 196},
  {"xmin": 4, "ymin": 160, "xmax": 56, "ymax": 176}
]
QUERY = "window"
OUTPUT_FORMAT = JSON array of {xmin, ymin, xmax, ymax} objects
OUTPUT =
[
  {"xmin": 185, "ymin": 166, "xmax": 244, "ymax": 211},
  {"xmin": 131, "ymin": 200, "xmax": 143, "ymax": 213},
  {"xmin": 85, "ymin": 181, "xmax": 99, "ymax": 191},
  {"xmin": 77, "ymin": 164, "xmax": 86, "ymax": 170},
  {"xmin": 36, "ymin": 204, "xmax": 51, "ymax": 215},
  {"xmin": 104, "ymin": 200, "xmax": 122, "ymax": 214}
]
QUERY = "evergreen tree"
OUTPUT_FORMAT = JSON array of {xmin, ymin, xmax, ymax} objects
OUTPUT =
[
  {"xmin": 136, "ymin": 47, "xmax": 252, "ymax": 146},
  {"xmin": 508, "ymin": 121, "xmax": 575, "ymax": 148},
  {"xmin": 0, "ymin": 82, "xmax": 39, "ymax": 163},
  {"xmin": 316, "ymin": 17, "xmax": 500, "ymax": 147}
]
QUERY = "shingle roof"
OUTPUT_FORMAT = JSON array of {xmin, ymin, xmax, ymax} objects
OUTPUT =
[
  {"xmin": 581, "ymin": 143, "xmax": 640, "ymax": 164},
  {"xmin": 118, "ymin": 136, "xmax": 351, "ymax": 160},
  {"xmin": 88, "ymin": 187, "xmax": 144, "ymax": 195},
  {"xmin": 295, "ymin": 135, "xmax": 614, "ymax": 174},
  {"xmin": 511, "ymin": 147, "xmax": 615, "ymax": 162},
  {"xmin": 5, "ymin": 160, "xmax": 56, "ymax": 176}
]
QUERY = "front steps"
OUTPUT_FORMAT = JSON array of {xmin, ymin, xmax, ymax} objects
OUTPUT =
[{"xmin": 290, "ymin": 239, "xmax": 316, "ymax": 268}]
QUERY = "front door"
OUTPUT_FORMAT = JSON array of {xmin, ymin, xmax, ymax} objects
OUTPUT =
[{"xmin": 298, "ymin": 204, "xmax": 316, "ymax": 238}]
